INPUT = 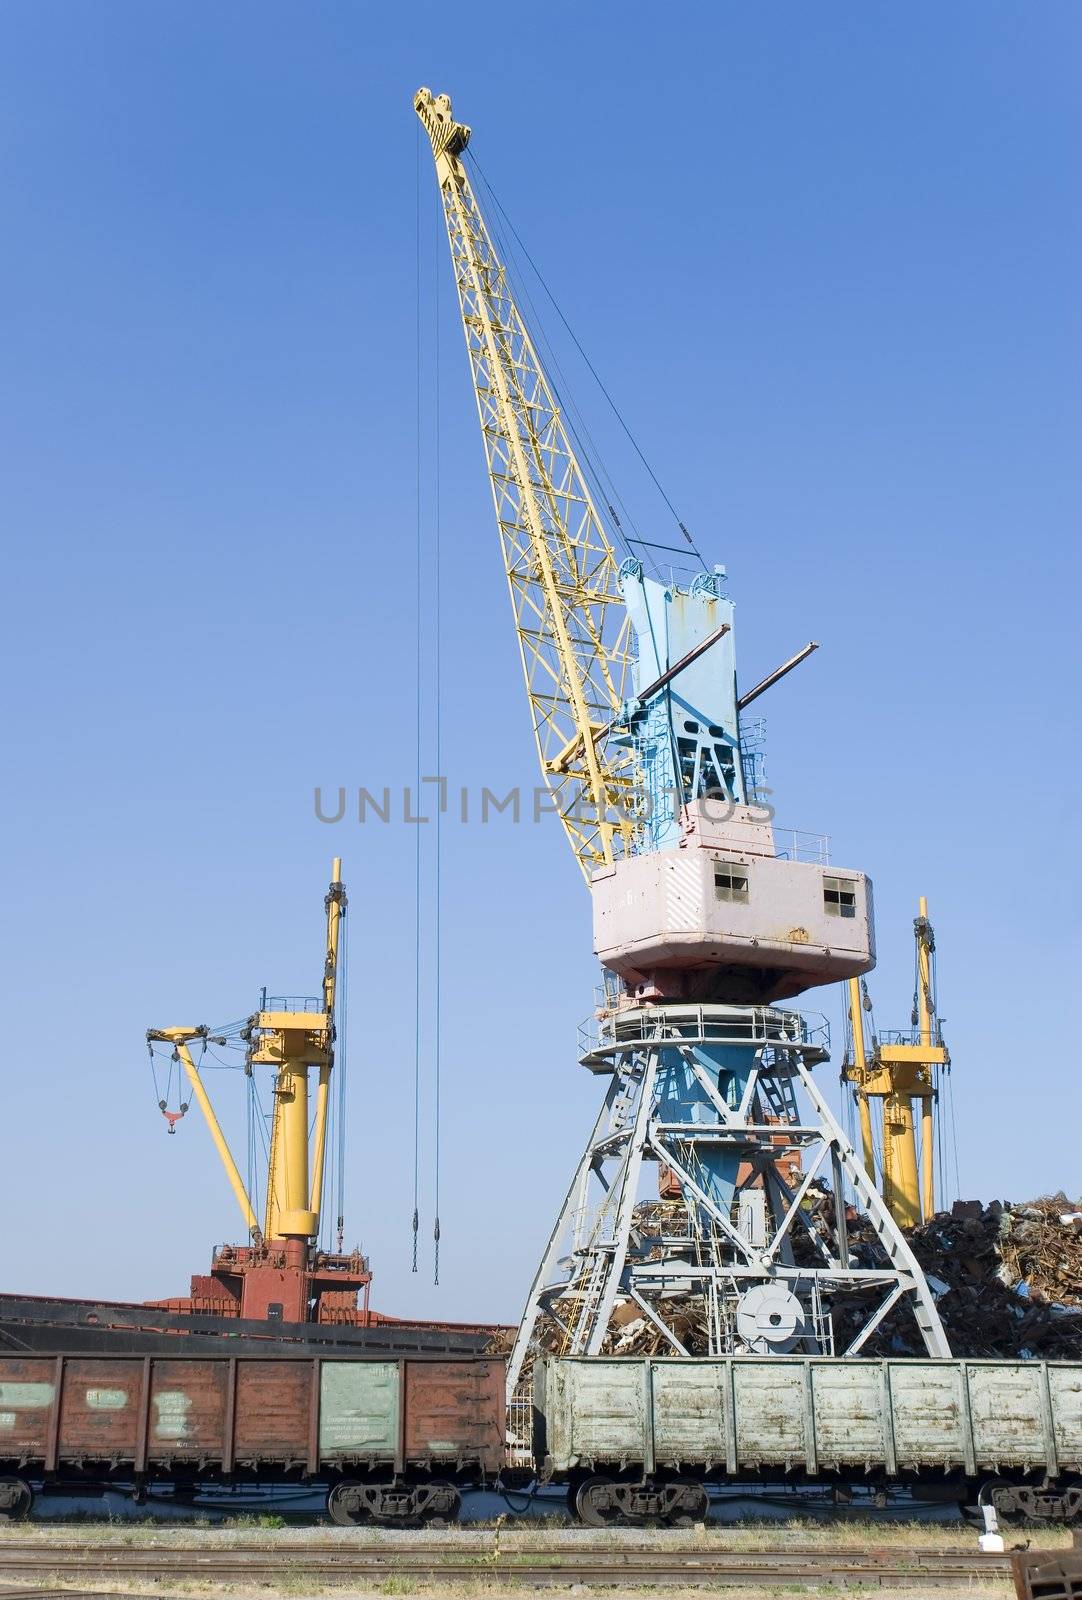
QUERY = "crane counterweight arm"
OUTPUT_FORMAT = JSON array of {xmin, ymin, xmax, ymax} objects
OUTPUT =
[{"xmin": 415, "ymin": 87, "xmax": 638, "ymax": 880}]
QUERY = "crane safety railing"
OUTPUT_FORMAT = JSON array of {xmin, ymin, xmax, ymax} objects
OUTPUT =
[
  {"xmin": 877, "ymin": 1026, "xmax": 949, "ymax": 1050},
  {"xmin": 579, "ymin": 1002, "xmax": 831, "ymax": 1060},
  {"xmin": 739, "ymin": 715, "xmax": 768, "ymax": 806},
  {"xmin": 772, "ymin": 827, "xmax": 832, "ymax": 865},
  {"xmin": 505, "ymin": 1385, "xmax": 535, "ymax": 1469}
]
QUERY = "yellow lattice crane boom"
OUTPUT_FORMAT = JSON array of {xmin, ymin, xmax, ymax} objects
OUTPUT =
[{"xmin": 415, "ymin": 88, "xmax": 637, "ymax": 879}]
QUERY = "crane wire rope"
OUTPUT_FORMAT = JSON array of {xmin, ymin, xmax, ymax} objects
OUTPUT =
[
  {"xmin": 840, "ymin": 989, "xmax": 857, "ymax": 1157},
  {"xmin": 912, "ymin": 927, "xmax": 935, "ymax": 1211},
  {"xmin": 933, "ymin": 940, "xmax": 962, "ymax": 1207},
  {"xmin": 945, "ymin": 1057, "xmax": 961, "ymax": 1205},
  {"xmin": 411, "ymin": 123, "xmax": 424, "ymax": 1274},
  {"xmin": 930, "ymin": 943, "xmax": 946, "ymax": 1210},
  {"xmin": 334, "ymin": 901, "xmax": 350, "ymax": 1253},
  {"xmin": 250, "ymin": 1075, "xmax": 270, "ymax": 1163},
  {"xmin": 841, "ymin": 979, "xmax": 887, "ymax": 1193},
  {"xmin": 931, "ymin": 939, "xmax": 946, "ymax": 1216},
  {"xmin": 465, "ymin": 150, "xmax": 707, "ymax": 574},
  {"xmin": 464, "ymin": 154, "xmax": 694, "ymax": 833},
  {"xmin": 466, "ymin": 154, "xmax": 653, "ymax": 579},
  {"xmin": 412, "ymin": 137, "xmax": 445, "ymax": 1285},
  {"xmin": 467, "ymin": 154, "xmax": 660, "ymax": 579},
  {"xmin": 318, "ymin": 1083, "xmax": 332, "ymax": 1252},
  {"xmin": 862, "ymin": 981, "xmax": 887, "ymax": 1189},
  {"xmin": 432, "ymin": 175, "xmax": 443, "ymax": 1289},
  {"xmin": 246, "ymin": 1068, "xmax": 257, "ymax": 1232},
  {"xmin": 239, "ymin": 1012, "xmax": 267, "ymax": 1235},
  {"xmin": 147, "ymin": 1043, "xmax": 172, "ymax": 1112}
]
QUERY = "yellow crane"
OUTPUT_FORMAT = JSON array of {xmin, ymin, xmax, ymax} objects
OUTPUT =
[
  {"xmin": 148, "ymin": 859, "xmax": 347, "ymax": 1246},
  {"xmin": 844, "ymin": 896, "xmax": 950, "ymax": 1228}
]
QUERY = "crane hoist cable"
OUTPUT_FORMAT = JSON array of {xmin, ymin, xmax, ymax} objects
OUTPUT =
[
  {"xmin": 148, "ymin": 1041, "xmax": 189, "ymax": 1133},
  {"xmin": 468, "ymin": 153, "xmax": 650, "ymax": 573},
  {"xmin": 466, "ymin": 149, "xmax": 708, "ymax": 574},
  {"xmin": 945, "ymin": 1050, "xmax": 961, "ymax": 1205},
  {"xmin": 432, "ymin": 179, "xmax": 443, "ymax": 1291},
  {"xmin": 841, "ymin": 976, "xmax": 887, "ymax": 1190},
  {"xmin": 411, "ymin": 122, "xmax": 424, "ymax": 1275},
  {"xmin": 858, "ymin": 978, "xmax": 889, "ymax": 1191},
  {"xmin": 465, "ymin": 156, "xmax": 656, "ymax": 580},
  {"xmin": 335, "ymin": 898, "xmax": 349, "ymax": 1255},
  {"xmin": 910, "ymin": 917, "xmax": 947, "ymax": 1208},
  {"xmin": 246, "ymin": 1070, "xmax": 258, "ymax": 1229},
  {"xmin": 411, "ymin": 139, "xmax": 445, "ymax": 1284},
  {"xmin": 927, "ymin": 937, "xmax": 961, "ymax": 1209}
]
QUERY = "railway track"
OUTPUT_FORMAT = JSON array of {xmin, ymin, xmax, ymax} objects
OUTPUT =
[
  {"xmin": 0, "ymin": 1538, "xmax": 1014, "ymax": 1589},
  {"xmin": 0, "ymin": 1592, "xmax": 167, "ymax": 1600}
]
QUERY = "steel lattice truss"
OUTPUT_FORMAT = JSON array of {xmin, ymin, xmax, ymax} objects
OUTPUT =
[
  {"xmin": 417, "ymin": 89, "xmax": 637, "ymax": 879},
  {"xmin": 505, "ymin": 1003, "xmax": 950, "ymax": 1400}
]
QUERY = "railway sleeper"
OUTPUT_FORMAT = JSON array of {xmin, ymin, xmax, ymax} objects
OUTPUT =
[
  {"xmin": 573, "ymin": 1474, "xmax": 709, "ymax": 1528},
  {"xmin": 326, "ymin": 1478, "xmax": 461, "ymax": 1527}
]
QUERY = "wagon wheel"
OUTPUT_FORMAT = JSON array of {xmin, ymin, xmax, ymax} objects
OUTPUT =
[
  {"xmin": 664, "ymin": 1477, "xmax": 709, "ymax": 1527},
  {"xmin": 963, "ymin": 1476, "xmax": 1019, "ymax": 1529},
  {"xmin": 0, "ymin": 1478, "xmax": 33, "ymax": 1521},
  {"xmin": 575, "ymin": 1476, "xmax": 624, "ymax": 1527},
  {"xmin": 421, "ymin": 1481, "xmax": 462, "ymax": 1528},
  {"xmin": 326, "ymin": 1481, "xmax": 368, "ymax": 1527}
]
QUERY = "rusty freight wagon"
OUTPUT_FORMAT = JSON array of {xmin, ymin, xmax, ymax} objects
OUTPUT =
[
  {"xmin": 0, "ymin": 1352, "xmax": 505, "ymax": 1523},
  {"xmin": 537, "ymin": 1357, "xmax": 1082, "ymax": 1526}
]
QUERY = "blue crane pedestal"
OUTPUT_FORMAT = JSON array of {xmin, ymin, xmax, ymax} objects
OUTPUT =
[{"xmin": 505, "ymin": 1000, "xmax": 949, "ymax": 1405}]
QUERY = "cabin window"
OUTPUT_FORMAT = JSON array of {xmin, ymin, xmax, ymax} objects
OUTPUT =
[
  {"xmin": 714, "ymin": 861, "xmax": 749, "ymax": 903},
  {"xmin": 824, "ymin": 877, "xmax": 857, "ymax": 918}
]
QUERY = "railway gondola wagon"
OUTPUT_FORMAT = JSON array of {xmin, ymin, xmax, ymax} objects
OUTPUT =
[
  {"xmin": 537, "ymin": 1356, "xmax": 1082, "ymax": 1526},
  {"xmin": 0, "ymin": 1351, "xmax": 505, "ymax": 1524}
]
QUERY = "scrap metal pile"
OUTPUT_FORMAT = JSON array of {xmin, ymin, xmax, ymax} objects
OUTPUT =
[
  {"xmin": 501, "ymin": 1194, "xmax": 1082, "ymax": 1363},
  {"xmin": 885, "ymin": 1194, "xmax": 1082, "ymax": 1360},
  {"xmin": 829, "ymin": 1192, "xmax": 1082, "ymax": 1359}
]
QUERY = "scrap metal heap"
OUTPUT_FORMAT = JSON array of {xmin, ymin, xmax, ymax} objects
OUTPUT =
[
  {"xmin": 416, "ymin": 87, "xmax": 951, "ymax": 1406},
  {"xmin": 497, "ymin": 1193, "xmax": 1081, "ymax": 1364},
  {"xmin": 856, "ymin": 1195, "xmax": 1082, "ymax": 1361}
]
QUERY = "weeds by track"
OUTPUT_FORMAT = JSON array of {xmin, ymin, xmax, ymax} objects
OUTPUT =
[{"xmin": 0, "ymin": 1537, "xmax": 1013, "ymax": 1589}]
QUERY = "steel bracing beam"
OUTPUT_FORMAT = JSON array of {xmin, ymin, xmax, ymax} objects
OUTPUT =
[{"xmin": 506, "ymin": 1003, "xmax": 949, "ymax": 1399}]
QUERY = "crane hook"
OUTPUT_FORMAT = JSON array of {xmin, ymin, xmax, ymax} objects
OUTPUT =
[{"xmin": 159, "ymin": 1099, "xmax": 190, "ymax": 1135}]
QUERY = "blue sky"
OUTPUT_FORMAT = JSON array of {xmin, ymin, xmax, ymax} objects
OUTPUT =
[{"xmin": 1, "ymin": 3, "xmax": 1078, "ymax": 1323}]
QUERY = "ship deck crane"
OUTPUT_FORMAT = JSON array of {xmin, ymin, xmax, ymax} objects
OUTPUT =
[
  {"xmin": 147, "ymin": 860, "xmax": 371, "ymax": 1325},
  {"xmin": 416, "ymin": 87, "xmax": 949, "ymax": 1403},
  {"xmin": 844, "ymin": 896, "xmax": 951, "ymax": 1229}
]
